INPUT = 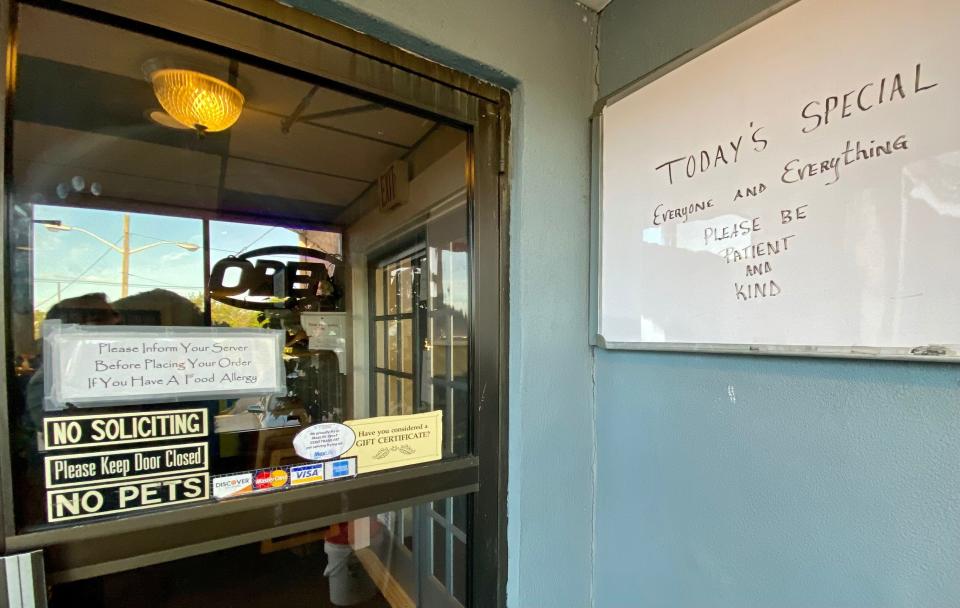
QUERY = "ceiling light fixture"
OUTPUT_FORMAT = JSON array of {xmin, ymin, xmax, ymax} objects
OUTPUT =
[
  {"xmin": 146, "ymin": 109, "xmax": 193, "ymax": 131},
  {"xmin": 149, "ymin": 68, "xmax": 244, "ymax": 134}
]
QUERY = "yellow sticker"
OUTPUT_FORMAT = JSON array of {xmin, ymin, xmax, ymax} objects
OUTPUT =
[{"xmin": 343, "ymin": 411, "xmax": 442, "ymax": 474}]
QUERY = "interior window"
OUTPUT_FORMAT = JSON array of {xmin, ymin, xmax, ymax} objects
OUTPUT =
[{"xmin": 371, "ymin": 251, "xmax": 425, "ymax": 417}]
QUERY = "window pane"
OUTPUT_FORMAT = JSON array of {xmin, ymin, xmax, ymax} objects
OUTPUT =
[
  {"xmin": 399, "ymin": 260, "xmax": 412, "ymax": 314},
  {"xmin": 5, "ymin": 4, "xmax": 471, "ymax": 533},
  {"xmin": 431, "ymin": 314, "xmax": 449, "ymax": 379},
  {"xmin": 31, "ymin": 209, "xmax": 205, "ymax": 326},
  {"xmin": 433, "ymin": 520, "xmax": 447, "ymax": 584},
  {"xmin": 401, "ymin": 318, "xmax": 413, "ymax": 373},
  {"xmin": 386, "ymin": 263, "xmax": 397, "ymax": 315},
  {"xmin": 376, "ymin": 373, "xmax": 386, "ymax": 415},
  {"xmin": 433, "ymin": 385, "xmax": 450, "ymax": 455},
  {"xmin": 375, "ymin": 267, "xmax": 384, "ymax": 316},
  {"xmin": 401, "ymin": 378, "xmax": 414, "ymax": 414},
  {"xmin": 453, "ymin": 538, "xmax": 468, "ymax": 605},
  {"xmin": 376, "ymin": 320, "xmax": 385, "ymax": 368},
  {"xmin": 387, "ymin": 319, "xmax": 399, "ymax": 369},
  {"xmin": 452, "ymin": 387, "xmax": 470, "ymax": 456},
  {"xmin": 388, "ymin": 375, "xmax": 402, "ymax": 415},
  {"xmin": 453, "ymin": 494, "xmax": 468, "ymax": 532},
  {"xmin": 50, "ymin": 494, "xmax": 472, "ymax": 608}
]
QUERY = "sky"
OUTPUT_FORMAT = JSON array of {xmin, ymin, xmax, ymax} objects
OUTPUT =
[
  {"xmin": 31, "ymin": 204, "xmax": 301, "ymax": 312},
  {"xmin": 31, "ymin": 203, "xmax": 468, "ymax": 321}
]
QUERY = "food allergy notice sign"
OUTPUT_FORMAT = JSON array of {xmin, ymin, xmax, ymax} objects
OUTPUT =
[{"xmin": 43, "ymin": 322, "xmax": 286, "ymax": 409}]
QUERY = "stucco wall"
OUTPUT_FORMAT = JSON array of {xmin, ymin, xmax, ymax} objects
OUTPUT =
[
  {"xmin": 284, "ymin": 2, "xmax": 598, "ymax": 606},
  {"xmin": 595, "ymin": 1, "xmax": 960, "ymax": 606}
]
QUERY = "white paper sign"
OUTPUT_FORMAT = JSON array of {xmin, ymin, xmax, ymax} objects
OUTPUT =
[
  {"xmin": 301, "ymin": 312, "xmax": 347, "ymax": 373},
  {"xmin": 292, "ymin": 422, "xmax": 356, "ymax": 461},
  {"xmin": 43, "ymin": 322, "xmax": 286, "ymax": 409}
]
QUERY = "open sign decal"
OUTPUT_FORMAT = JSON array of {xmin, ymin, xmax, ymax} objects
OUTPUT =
[{"xmin": 208, "ymin": 246, "xmax": 343, "ymax": 310}]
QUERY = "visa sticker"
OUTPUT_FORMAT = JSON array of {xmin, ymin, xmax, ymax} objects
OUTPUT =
[{"xmin": 290, "ymin": 463, "xmax": 325, "ymax": 486}]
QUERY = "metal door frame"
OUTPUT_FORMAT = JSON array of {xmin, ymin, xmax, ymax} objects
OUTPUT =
[{"xmin": 0, "ymin": 1, "xmax": 509, "ymax": 606}]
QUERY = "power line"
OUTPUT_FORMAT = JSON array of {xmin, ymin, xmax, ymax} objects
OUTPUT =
[
  {"xmin": 235, "ymin": 226, "xmax": 275, "ymax": 255},
  {"xmin": 34, "ymin": 237, "xmax": 120, "ymax": 309},
  {"xmin": 126, "ymin": 271, "xmax": 196, "ymax": 288},
  {"xmin": 128, "ymin": 231, "xmax": 235, "ymax": 254},
  {"xmin": 34, "ymin": 278, "xmax": 201, "ymax": 290}
]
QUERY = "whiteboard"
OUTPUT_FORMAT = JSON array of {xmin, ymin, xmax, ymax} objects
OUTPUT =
[{"xmin": 595, "ymin": 0, "xmax": 960, "ymax": 358}]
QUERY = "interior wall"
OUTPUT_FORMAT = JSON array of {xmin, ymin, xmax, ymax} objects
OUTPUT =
[
  {"xmin": 281, "ymin": 2, "xmax": 598, "ymax": 607},
  {"xmin": 595, "ymin": 1, "xmax": 960, "ymax": 607}
]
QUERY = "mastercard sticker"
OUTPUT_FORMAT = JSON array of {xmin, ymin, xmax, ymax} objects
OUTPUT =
[{"xmin": 253, "ymin": 468, "xmax": 289, "ymax": 492}]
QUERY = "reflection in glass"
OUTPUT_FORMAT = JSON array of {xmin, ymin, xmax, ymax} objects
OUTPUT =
[
  {"xmin": 49, "ymin": 495, "xmax": 470, "ymax": 608},
  {"xmin": 388, "ymin": 320, "xmax": 399, "ymax": 369},
  {"xmin": 401, "ymin": 318, "xmax": 413, "ymax": 373},
  {"xmin": 6, "ymin": 3, "xmax": 469, "ymax": 533},
  {"xmin": 376, "ymin": 320, "xmax": 385, "ymax": 368}
]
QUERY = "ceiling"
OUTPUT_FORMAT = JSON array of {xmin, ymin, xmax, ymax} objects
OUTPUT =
[{"xmin": 12, "ymin": 5, "xmax": 439, "ymax": 226}]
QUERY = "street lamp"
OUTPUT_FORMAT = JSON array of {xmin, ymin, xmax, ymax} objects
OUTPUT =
[{"xmin": 35, "ymin": 214, "xmax": 200, "ymax": 297}]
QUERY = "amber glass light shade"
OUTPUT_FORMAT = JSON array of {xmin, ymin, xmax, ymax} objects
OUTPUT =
[{"xmin": 150, "ymin": 68, "xmax": 244, "ymax": 133}]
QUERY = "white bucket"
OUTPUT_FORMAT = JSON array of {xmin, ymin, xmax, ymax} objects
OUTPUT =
[{"xmin": 323, "ymin": 541, "xmax": 377, "ymax": 606}]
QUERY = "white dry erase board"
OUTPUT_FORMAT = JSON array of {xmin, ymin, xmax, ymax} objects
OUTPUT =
[{"xmin": 593, "ymin": 0, "xmax": 960, "ymax": 359}]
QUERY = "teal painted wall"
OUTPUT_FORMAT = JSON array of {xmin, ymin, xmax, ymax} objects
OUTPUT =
[
  {"xmin": 284, "ymin": 2, "xmax": 598, "ymax": 607},
  {"xmin": 595, "ymin": 1, "xmax": 960, "ymax": 606}
]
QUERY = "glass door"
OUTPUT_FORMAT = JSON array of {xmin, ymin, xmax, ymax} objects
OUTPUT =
[{"xmin": 0, "ymin": 2, "xmax": 507, "ymax": 606}]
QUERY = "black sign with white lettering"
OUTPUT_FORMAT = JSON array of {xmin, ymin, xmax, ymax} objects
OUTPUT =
[
  {"xmin": 46, "ymin": 472, "xmax": 209, "ymax": 523},
  {"xmin": 43, "ymin": 408, "xmax": 209, "ymax": 451},
  {"xmin": 44, "ymin": 443, "xmax": 208, "ymax": 489}
]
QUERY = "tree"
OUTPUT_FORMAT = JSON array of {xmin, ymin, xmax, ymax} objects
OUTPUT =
[
  {"xmin": 187, "ymin": 293, "xmax": 261, "ymax": 328},
  {"xmin": 33, "ymin": 309, "xmax": 46, "ymax": 340}
]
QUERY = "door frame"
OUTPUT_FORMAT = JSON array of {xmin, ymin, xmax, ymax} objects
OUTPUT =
[{"xmin": 0, "ymin": 1, "xmax": 509, "ymax": 606}]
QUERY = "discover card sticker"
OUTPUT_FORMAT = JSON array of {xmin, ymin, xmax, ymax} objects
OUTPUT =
[
  {"xmin": 44, "ymin": 442, "xmax": 208, "ymax": 489},
  {"xmin": 211, "ymin": 472, "xmax": 253, "ymax": 499}
]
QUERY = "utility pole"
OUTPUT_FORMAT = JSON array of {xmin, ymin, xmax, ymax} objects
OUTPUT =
[
  {"xmin": 36, "ymin": 215, "xmax": 197, "ymax": 300},
  {"xmin": 120, "ymin": 213, "xmax": 130, "ymax": 297}
]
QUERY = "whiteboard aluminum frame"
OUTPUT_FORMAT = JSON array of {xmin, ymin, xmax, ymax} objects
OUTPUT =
[{"xmin": 589, "ymin": 0, "xmax": 960, "ymax": 362}]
